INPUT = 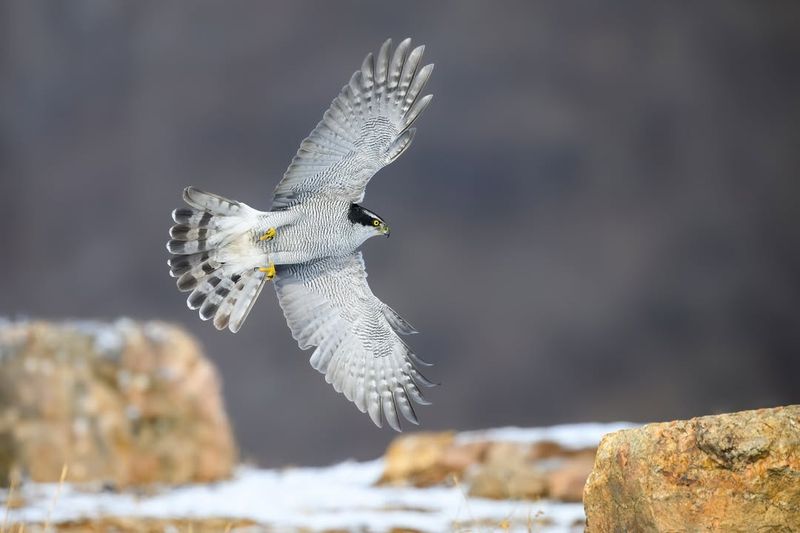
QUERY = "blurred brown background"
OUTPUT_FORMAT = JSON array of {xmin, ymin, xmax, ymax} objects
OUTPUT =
[{"xmin": 2, "ymin": 1, "xmax": 799, "ymax": 466}]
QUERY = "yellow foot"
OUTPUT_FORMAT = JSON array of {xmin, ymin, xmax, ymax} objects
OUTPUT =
[
  {"xmin": 259, "ymin": 227, "xmax": 277, "ymax": 241},
  {"xmin": 258, "ymin": 262, "xmax": 276, "ymax": 280}
]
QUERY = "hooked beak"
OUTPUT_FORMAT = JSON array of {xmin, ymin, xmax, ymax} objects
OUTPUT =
[{"xmin": 381, "ymin": 223, "xmax": 390, "ymax": 237}]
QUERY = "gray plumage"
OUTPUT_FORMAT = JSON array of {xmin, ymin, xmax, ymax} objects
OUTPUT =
[
  {"xmin": 166, "ymin": 38, "xmax": 435, "ymax": 430},
  {"xmin": 275, "ymin": 253, "xmax": 434, "ymax": 430}
]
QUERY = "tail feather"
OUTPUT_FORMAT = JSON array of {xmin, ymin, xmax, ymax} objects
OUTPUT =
[
  {"xmin": 169, "ymin": 224, "xmax": 210, "ymax": 242},
  {"xmin": 167, "ymin": 187, "xmax": 257, "ymax": 255},
  {"xmin": 185, "ymin": 269, "xmax": 268, "ymax": 332},
  {"xmin": 213, "ymin": 273, "xmax": 248, "ymax": 331},
  {"xmin": 176, "ymin": 256, "xmax": 220, "ymax": 291},
  {"xmin": 229, "ymin": 271, "xmax": 268, "ymax": 332},
  {"xmin": 167, "ymin": 238, "xmax": 213, "ymax": 255},
  {"xmin": 172, "ymin": 208, "xmax": 213, "ymax": 227},
  {"xmin": 168, "ymin": 252, "xmax": 210, "ymax": 278},
  {"xmin": 181, "ymin": 265, "xmax": 266, "ymax": 332},
  {"xmin": 187, "ymin": 275, "xmax": 222, "ymax": 310},
  {"xmin": 167, "ymin": 186, "xmax": 274, "ymax": 332},
  {"xmin": 183, "ymin": 186, "xmax": 244, "ymax": 216}
]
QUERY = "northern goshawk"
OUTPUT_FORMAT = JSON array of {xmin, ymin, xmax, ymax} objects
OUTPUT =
[{"xmin": 166, "ymin": 39, "xmax": 435, "ymax": 430}]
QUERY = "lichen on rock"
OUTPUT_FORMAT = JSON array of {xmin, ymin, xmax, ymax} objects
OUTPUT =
[{"xmin": 584, "ymin": 405, "xmax": 800, "ymax": 532}]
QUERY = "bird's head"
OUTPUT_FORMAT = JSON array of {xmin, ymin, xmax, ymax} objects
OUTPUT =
[{"xmin": 348, "ymin": 203, "xmax": 390, "ymax": 239}]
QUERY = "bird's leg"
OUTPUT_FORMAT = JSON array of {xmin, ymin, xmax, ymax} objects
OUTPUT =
[
  {"xmin": 259, "ymin": 227, "xmax": 277, "ymax": 241},
  {"xmin": 257, "ymin": 227, "xmax": 277, "ymax": 280},
  {"xmin": 258, "ymin": 261, "xmax": 276, "ymax": 280}
]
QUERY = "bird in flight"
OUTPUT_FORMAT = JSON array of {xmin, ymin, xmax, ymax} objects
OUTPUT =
[{"xmin": 166, "ymin": 39, "xmax": 435, "ymax": 430}]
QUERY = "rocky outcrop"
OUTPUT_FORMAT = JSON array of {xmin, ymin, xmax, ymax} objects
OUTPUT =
[
  {"xmin": 584, "ymin": 405, "xmax": 800, "ymax": 532},
  {"xmin": 379, "ymin": 431, "xmax": 463, "ymax": 487},
  {"xmin": 379, "ymin": 431, "xmax": 596, "ymax": 502},
  {"xmin": 0, "ymin": 320, "xmax": 237, "ymax": 486}
]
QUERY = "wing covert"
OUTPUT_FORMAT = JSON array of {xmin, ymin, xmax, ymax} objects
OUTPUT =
[
  {"xmin": 272, "ymin": 38, "xmax": 434, "ymax": 208},
  {"xmin": 273, "ymin": 252, "xmax": 434, "ymax": 430}
]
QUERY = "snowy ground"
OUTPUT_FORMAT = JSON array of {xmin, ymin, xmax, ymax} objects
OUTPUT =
[{"xmin": 4, "ymin": 423, "xmax": 634, "ymax": 532}]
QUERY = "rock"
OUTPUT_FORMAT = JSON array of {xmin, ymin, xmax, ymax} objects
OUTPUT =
[
  {"xmin": 0, "ymin": 320, "xmax": 237, "ymax": 486},
  {"xmin": 438, "ymin": 440, "xmax": 491, "ymax": 475},
  {"xmin": 584, "ymin": 405, "xmax": 800, "ymax": 532},
  {"xmin": 466, "ymin": 441, "xmax": 596, "ymax": 501},
  {"xmin": 379, "ymin": 430, "xmax": 597, "ymax": 502},
  {"xmin": 468, "ymin": 443, "xmax": 547, "ymax": 500},
  {"xmin": 527, "ymin": 439, "xmax": 574, "ymax": 461},
  {"xmin": 379, "ymin": 432, "xmax": 458, "ymax": 486},
  {"xmin": 467, "ymin": 441, "xmax": 548, "ymax": 500},
  {"xmin": 468, "ymin": 465, "xmax": 548, "ymax": 500},
  {"xmin": 546, "ymin": 449, "xmax": 596, "ymax": 502}
]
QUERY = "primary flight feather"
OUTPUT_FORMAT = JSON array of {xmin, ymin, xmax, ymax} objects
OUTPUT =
[{"xmin": 166, "ymin": 39, "xmax": 435, "ymax": 430}]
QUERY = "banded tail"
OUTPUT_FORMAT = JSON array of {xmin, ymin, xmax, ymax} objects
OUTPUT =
[{"xmin": 166, "ymin": 187, "xmax": 277, "ymax": 332}]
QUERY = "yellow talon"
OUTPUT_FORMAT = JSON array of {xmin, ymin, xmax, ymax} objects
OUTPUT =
[
  {"xmin": 259, "ymin": 227, "xmax": 277, "ymax": 241},
  {"xmin": 259, "ymin": 262, "xmax": 276, "ymax": 280}
]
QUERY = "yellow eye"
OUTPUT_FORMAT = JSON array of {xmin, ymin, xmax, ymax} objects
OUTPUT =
[{"xmin": 372, "ymin": 220, "xmax": 380, "ymax": 227}]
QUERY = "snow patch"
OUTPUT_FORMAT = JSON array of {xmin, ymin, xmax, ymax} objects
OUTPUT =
[
  {"xmin": 3, "ymin": 423, "xmax": 631, "ymax": 532},
  {"xmin": 457, "ymin": 422, "xmax": 638, "ymax": 448}
]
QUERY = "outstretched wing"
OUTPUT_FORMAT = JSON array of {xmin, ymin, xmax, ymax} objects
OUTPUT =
[
  {"xmin": 272, "ymin": 38, "xmax": 434, "ymax": 209},
  {"xmin": 273, "ymin": 252, "xmax": 435, "ymax": 430}
]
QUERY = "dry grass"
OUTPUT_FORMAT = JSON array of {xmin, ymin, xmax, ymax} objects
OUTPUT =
[
  {"xmin": 8, "ymin": 518, "xmax": 257, "ymax": 533},
  {"xmin": 42, "ymin": 465, "xmax": 68, "ymax": 532},
  {"xmin": 2, "ymin": 471, "xmax": 16, "ymax": 533}
]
